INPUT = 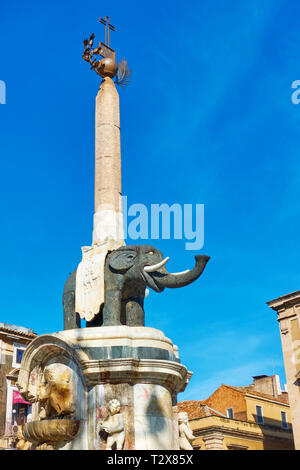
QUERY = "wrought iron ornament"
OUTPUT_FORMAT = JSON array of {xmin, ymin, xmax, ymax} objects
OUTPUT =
[{"xmin": 82, "ymin": 16, "xmax": 131, "ymax": 87}]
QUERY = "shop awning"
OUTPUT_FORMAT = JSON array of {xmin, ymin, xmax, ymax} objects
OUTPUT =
[{"xmin": 13, "ymin": 390, "xmax": 31, "ymax": 405}]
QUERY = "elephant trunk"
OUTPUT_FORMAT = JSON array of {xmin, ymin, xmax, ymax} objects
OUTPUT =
[{"xmin": 150, "ymin": 255, "xmax": 210, "ymax": 289}]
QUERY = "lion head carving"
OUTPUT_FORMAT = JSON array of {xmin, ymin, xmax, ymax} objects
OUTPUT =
[{"xmin": 38, "ymin": 364, "xmax": 76, "ymax": 418}]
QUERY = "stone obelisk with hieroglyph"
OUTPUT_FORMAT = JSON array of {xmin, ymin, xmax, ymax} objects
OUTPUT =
[{"xmin": 76, "ymin": 17, "xmax": 130, "ymax": 322}]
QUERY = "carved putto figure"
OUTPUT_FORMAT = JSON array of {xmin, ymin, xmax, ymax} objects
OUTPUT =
[
  {"xmin": 99, "ymin": 399, "xmax": 125, "ymax": 450},
  {"xmin": 178, "ymin": 412, "xmax": 195, "ymax": 450}
]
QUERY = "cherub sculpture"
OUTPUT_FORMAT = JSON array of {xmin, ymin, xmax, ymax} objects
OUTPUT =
[
  {"xmin": 99, "ymin": 399, "xmax": 125, "ymax": 450},
  {"xmin": 178, "ymin": 412, "xmax": 195, "ymax": 450}
]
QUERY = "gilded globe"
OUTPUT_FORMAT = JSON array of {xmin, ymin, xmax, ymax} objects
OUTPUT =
[{"xmin": 98, "ymin": 57, "xmax": 118, "ymax": 79}]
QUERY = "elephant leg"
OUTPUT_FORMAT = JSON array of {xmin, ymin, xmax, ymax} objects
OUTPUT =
[
  {"xmin": 125, "ymin": 297, "xmax": 145, "ymax": 327},
  {"xmin": 86, "ymin": 311, "xmax": 103, "ymax": 327},
  {"xmin": 103, "ymin": 289, "xmax": 122, "ymax": 326},
  {"xmin": 64, "ymin": 308, "xmax": 81, "ymax": 330},
  {"xmin": 120, "ymin": 301, "xmax": 126, "ymax": 325},
  {"xmin": 63, "ymin": 270, "xmax": 81, "ymax": 330}
]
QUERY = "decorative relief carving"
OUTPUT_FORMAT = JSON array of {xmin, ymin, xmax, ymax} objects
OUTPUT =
[
  {"xmin": 99, "ymin": 399, "xmax": 125, "ymax": 450},
  {"xmin": 76, "ymin": 245, "xmax": 105, "ymax": 322},
  {"xmin": 178, "ymin": 412, "xmax": 195, "ymax": 450},
  {"xmin": 38, "ymin": 364, "xmax": 76, "ymax": 418},
  {"xmin": 75, "ymin": 241, "xmax": 124, "ymax": 322},
  {"xmin": 22, "ymin": 362, "xmax": 81, "ymax": 449}
]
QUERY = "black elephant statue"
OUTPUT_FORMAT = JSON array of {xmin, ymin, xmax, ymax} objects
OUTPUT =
[
  {"xmin": 63, "ymin": 244, "xmax": 210, "ymax": 329},
  {"xmin": 63, "ymin": 269, "xmax": 81, "ymax": 330}
]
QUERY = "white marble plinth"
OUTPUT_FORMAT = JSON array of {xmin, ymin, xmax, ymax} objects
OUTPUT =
[{"xmin": 17, "ymin": 326, "xmax": 192, "ymax": 450}]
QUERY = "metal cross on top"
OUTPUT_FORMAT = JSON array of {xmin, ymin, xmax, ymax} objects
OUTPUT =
[
  {"xmin": 82, "ymin": 16, "xmax": 131, "ymax": 86},
  {"xmin": 99, "ymin": 16, "xmax": 115, "ymax": 49}
]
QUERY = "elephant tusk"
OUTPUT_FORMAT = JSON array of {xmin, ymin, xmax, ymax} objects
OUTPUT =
[
  {"xmin": 168, "ymin": 269, "xmax": 190, "ymax": 276},
  {"xmin": 144, "ymin": 257, "xmax": 170, "ymax": 272}
]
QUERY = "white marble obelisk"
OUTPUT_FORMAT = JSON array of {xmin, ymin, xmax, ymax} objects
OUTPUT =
[{"xmin": 75, "ymin": 76, "xmax": 125, "ymax": 322}]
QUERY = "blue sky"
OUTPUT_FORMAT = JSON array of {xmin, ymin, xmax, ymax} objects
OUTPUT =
[{"xmin": 1, "ymin": 0, "xmax": 300, "ymax": 400}]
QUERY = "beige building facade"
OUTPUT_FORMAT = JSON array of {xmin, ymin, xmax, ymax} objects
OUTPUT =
[
  {"xmin": 267, "ymin": 290, "xmax": 300, "ymax": 450},
  {"xmin": 179, "ymin": 375, "xmax": 294, "ymax": 450},
  {"xmin": 0, "ymin": 322, "xmax": 37, "ymax": 449}
]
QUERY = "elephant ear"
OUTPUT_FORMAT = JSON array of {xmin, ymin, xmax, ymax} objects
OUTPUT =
[{"xmin": 109, "ymin": 249, "xmax": 137, "ymax": 272}]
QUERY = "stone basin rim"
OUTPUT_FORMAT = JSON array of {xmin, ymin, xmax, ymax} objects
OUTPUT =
[
  {"xmin": 23, "ymin": 419, "xmax": 80, "ymax": 443},
  {"xmin": 57, "ymin": 326, "xmax": 174, "ymax": 345}
]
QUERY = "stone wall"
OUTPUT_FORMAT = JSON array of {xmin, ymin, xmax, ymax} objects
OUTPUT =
[
  {"xmin": 267, "ymin": 291, "xmax": 300, "ymax": 449},
  {"xmin": 0, "ymin": 354, "xmax": 12, "ymax": 439},
  {"xmin": 0, "ymin": 327, "xmax": 37, "ymax": 449},
  {"xmin": 205, "ymin": 385, "xmax": 247, "ymax": 421}
]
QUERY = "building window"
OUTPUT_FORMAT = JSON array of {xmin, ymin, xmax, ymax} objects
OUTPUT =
[
  {"xmin": 256, "ymin": 405, "xmax": 264, "ymax": 424},
  {"xmin": 226, "ymin": 407, "xmax": 234, "ymax": 419},
  {"xmin": 281, "ymin": 411, "xmax": 288, "ymax": 429},
  {"xmin": 16, "ymin": 348, "xmax": 24, "ymax": 364},
  {"xmin": 12, "ymin": 343, "xmax": 26, "ymax": 368}
]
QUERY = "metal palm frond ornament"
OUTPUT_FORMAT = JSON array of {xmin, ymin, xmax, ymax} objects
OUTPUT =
[
  {"xmin": 82, "ymin": 16, "xmax": 131, "ymax": 87},
  {"xmin": 115, "ymin": 58, "xmax": 131, "ymax": 87}
]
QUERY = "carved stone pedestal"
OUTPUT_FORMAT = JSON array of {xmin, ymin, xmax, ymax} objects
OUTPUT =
[{"xmin": 17, "ymin": 326, "xmax": 192, "ymax": 450}]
